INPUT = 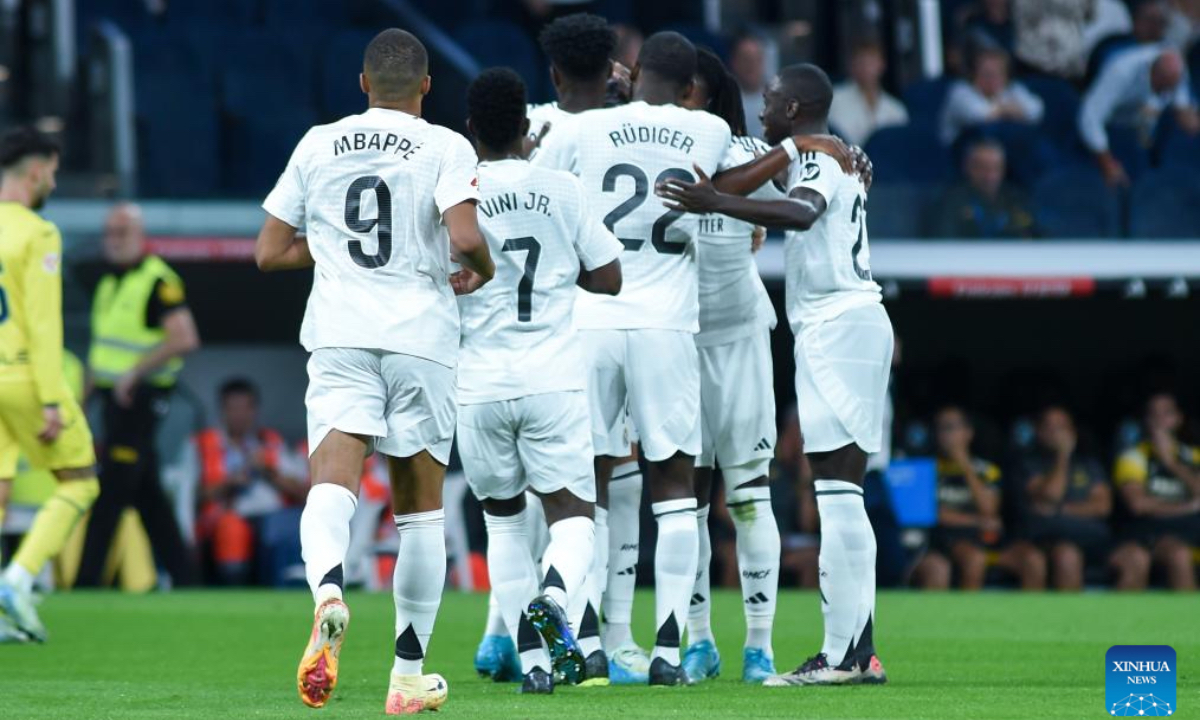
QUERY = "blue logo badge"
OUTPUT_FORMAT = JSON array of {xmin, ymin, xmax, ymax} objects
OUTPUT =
[{"xmin": 1106, "ymin": 645, "xmax": 1176, "ymax": 716}]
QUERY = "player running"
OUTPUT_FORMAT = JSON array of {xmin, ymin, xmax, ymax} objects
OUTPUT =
[
  {"xmin": 256, "ymin": 29, "xmax": 494, "ymax": 713},
  {"xmin": 458, "ymin": 68, "xmax": 624, "ymax": 694},
  {"xmin": 678, "ymin": 47, "xmax": 782, "ymax": 685},
  {"xmin": 657, "ymin": 63, "xmax": 891, "ymax": 687},
  {"xmin": 0, "ymin": 128, "xmax": 102, "ymax": 644},
  {"xmin": 474, "ymin": 12, "xmax": 624, "ymax": 683}
]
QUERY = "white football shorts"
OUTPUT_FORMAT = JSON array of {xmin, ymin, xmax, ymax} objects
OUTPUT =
[
  {"xmin": 697, "ymin": 326, "xmax": 777, "ymax": 473},
  {"xmin": 793, "ymin": 303, "xmax": 894, "ymax": 455},
  {"xmin": 306, "ymin": 348, "xmax": 456, "ymax": 464},
  {"xmin": 456, "ymin": 390, "xmax": 596, "ymax": 502}
]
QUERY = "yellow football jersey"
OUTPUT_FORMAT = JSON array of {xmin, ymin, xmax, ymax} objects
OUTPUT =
[{"xmin": 0, "ymin": 201, "xmax": 65, "ymax": 405}]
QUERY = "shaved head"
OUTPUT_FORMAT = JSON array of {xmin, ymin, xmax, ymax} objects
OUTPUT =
[
  {"xmin": 363, "ymin": 29, "xmax": 429, "ymax": 101},
  {"xmin": 1151, "ymin": 50, "xmax": 1185, "ymax": 93},
  {"xmin": 637, "ymin": 31, "xmax": 697, "ymax": 90},
  {"xmin": 777, "ymin": 63, "xmax": 834, "ymax": 117}
]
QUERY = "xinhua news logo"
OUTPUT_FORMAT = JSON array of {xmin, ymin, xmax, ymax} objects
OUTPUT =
[{"xmin": 1106, "ymin": 646, "xmax": 1176, "ymax": 716}]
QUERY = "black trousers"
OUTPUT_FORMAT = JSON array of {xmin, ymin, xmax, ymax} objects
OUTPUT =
[{"xmin": 76, "ymin": 386, "xmax": 196, "ymax": 587}]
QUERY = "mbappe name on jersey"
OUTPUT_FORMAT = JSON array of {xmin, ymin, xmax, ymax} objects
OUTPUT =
[
  {"xmin": 608, "ymin": 123, "xmax": 695, "ymax": 154},
  {"xmin": 331, "ymin": 132, "xmax": 422, "ymax": 159},
  {"xmin": 479, "ymin": 191, "xmax": 552, "ymax": 219}
]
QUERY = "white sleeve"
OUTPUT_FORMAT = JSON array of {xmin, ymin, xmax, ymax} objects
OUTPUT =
[
  {"xmin": 711, "ymin": 122, "xmax": 736, "ymax": 172},
  {"xmin": 262, "ymin": 133, "xmax": 310, "ymax": 228},
  {"xmin": 572, "ymin": 181, "xmax": 623, "ymax": 271},
  {"xmin": 434, "ymin": 132, "xmax": 481, "ymax": 215},
  {"xmin": 787, "ymin": 152, "xmax": 843, "ymax": 205},
  {"xmin": 1011, "ymin": 82, "xmax": 1045, "ymax": 123},
  {"xmin": 530, "ymin": 121, "xmax": 579, "ymax": 174},
  {"xmin": 1079, "ymin": 58, "xmax": 1132, "ymax": 153}
]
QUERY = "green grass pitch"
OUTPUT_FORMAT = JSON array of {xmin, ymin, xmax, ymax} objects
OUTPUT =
[{"xmin": 2, "ymin": 589, "xmax": 1195, "ymax": 719}]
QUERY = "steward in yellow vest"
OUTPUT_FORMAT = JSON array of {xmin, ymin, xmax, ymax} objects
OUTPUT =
[{"xmin": 78, "ymin": 203, "xmax": 199, "ymax": 588}]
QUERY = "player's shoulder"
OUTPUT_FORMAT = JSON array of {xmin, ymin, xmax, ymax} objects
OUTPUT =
[
  {"xmin": 2, "ymin": 204, "xmax": 59, "ymax": 244},
  {"xmin": 726, "ymin": 134, "xmax": 768, "ymax": 162}
]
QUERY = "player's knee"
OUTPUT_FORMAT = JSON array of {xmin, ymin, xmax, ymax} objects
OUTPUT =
[
  {"xmin": 725, "ymin": 477, "xmax": 772, "ymax": 524},
  {"xmin": 56, "ymin": 476, "xmax": 100, "ymax": 509}
]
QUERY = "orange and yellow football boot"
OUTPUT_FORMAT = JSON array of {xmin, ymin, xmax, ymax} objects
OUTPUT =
[{"xmin": 297, "ymin": 598, "xmax": 350, "ymax": 708}]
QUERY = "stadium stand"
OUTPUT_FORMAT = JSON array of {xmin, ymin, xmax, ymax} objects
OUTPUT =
[{"xmin": 1032, "ymin": 166, "xmax": 1123, "ymax": 239}]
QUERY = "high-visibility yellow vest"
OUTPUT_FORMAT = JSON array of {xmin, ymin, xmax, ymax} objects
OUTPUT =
[{"xmin": 88, "ymin": 255, "xmax": 184, "ymax": 389}]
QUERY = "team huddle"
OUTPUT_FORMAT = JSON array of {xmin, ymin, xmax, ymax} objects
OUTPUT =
[{"xmin": 254, "ymin": 13, "xmax": 894, "ymax": 715}]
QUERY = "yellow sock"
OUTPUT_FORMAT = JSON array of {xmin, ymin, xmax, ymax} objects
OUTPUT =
[{"xmin": 12, "ymin": 478, "xmax": 100, "ymax": 577}]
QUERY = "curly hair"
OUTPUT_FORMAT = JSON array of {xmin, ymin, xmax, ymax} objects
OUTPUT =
[
  {"xmin": 467, "ymin": 67, "xmax": 527, "ymax": 151},
  {"xmin": 538, "ymin": 13, "xmax": 616, "ymax": 82}
]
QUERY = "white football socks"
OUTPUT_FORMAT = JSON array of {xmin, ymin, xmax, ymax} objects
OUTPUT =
[
  {"xmin": 572, "ymin": 506, "xmax": 606, "ymax": 658},
  {"xmin": 686, "ymin": 503, "xmax": 714, "ymax": 645},
  {"xmin": 542, "ymin": 515, "xmax": 594, "ymax": 614},
  {"xmin": 650, "ymin": 498, "xmax": 698, "ymax": 666},
  {"xmin": 483, "ymin": 510, "xmax": 550, "ymax": 675},
  {"xmin": 392, "ymin": 509, "xmax": 447, "ymax": 676},
  {"xmin": 300, "ymin": 483, "xmax": 357, "ymax": 606},
  {"xmin": 483, "ymin": 592, "xmax": 507, "ymax": 637},
  {"xmin": 728, "ymin": 486, "xmax": 780, "ymax": 655},
  {"xmin": 603, "ymin": 463, "xmax": 641, "ymax": 649},
  {"xmin": 814, "ymin": 480, "xmax": 872, "ymax": 667}
]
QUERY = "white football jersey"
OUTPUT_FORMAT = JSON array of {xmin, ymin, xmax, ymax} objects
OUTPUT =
[
  {"xmin": 526, "ymin": 102, "xmax": 570, "ymax": 147},
  {"xmin": 533, "ymin": 101, "xmax": 733, "ymax": 332},
  {"xmin": 457, "ymin": 159, "xmax": 623, "ymax": 404},
  {"xmin": 784, "ymin": 150, "xmax": 882, "ymax": 332},
  {"xmin": 696, "ymin": 135, "xmax": 780, "ymax": 348},
  {"xmin": 263, "ymin": 108, "xmax": 479, "ymax": 368}
]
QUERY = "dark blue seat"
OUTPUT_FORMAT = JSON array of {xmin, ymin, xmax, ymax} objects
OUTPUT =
[
  {"xmin": 215, "ymin": 32, "xmax": 316, "ymax": 119},
  {"xmin": 262, "ymin": 0, "xmax": 350, "ymax": 29},
  {"xmin": 222, "ymin": 109, "xmax": 317, "ymax": 197},
  {"xmin": 902, "ymin": 77, "xmax": 954, "ymax": 126},
  {"xmin": 1129, "ymin": 167, "xmax": 1200, "ymax": 239},
  {"xmin": 320, "ymin": 30, "xmax": 377, "ymax": 122},
  {"xmin": 864, "ymin": 126, "xmax": 950, "ymax": 185},
  {"xmin": 164, "ymin": 0, "xmax": 261, "ymax": 29},
  {"xmin": 1106, "ymin": 124, "xmax": 1150, "ymax": 183},
  {"xmin": 661, "ymin": 23, "xmax": 728, "ymax": 59},
  {"xmin": 866, "ymin": 184, "xmax": 931, "ymax": 239},
  {"xmin": 1022, "ymin": 74, "xmax": 1083, "ymax": 157},
  {"xmin": 1154, "ymin": 112, "xmax": 1200, "ymax": 170},
  {"xmin": 132, "ymin": 36, "xmax": 220, "ymax": 197},
  {"xmin": 953, "ymin": 121, "xmax": 1055, "ymax": 188},
  {"xmin": 1032, "ymin": 165, "xmax": 1121, "ymax": 238},
  {"xmin": 453, "ymin": 20, "xmax": 544, "ymax": 102}
]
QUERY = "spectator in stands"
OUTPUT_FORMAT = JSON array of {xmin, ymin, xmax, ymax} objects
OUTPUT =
[
  {"xmin": 829, "ymin": 39, "xmax": 909, "ymax": 146},
  {"xmin": 195, "ymin": 379, "xmax": 306, "ymax": 584},
  {"xmin": 1112, "ymin": 392, "xmax": 1200, "ymax": 591},
  {"xmin": 730, "ymin": 33, "xmax": 768, "ymax": 139},
  {"xmin": 1018, "ymin": 406, "xmax": 1116, "ymax": 591},
  {"xmin": 913, "ymin": 406, "xmax": 1046, "ymax": 591},
  {"xmin": 958, "ymin": 0, "xmax": 1015, "ymax": 55},
  {"xmin": 1088, "ymin": 0, "xmax": 1174, "ymax": 79},
  {"xmin": 1012, "ymin": 0, "xmax": 1091, "ymax": 79},
  {"xmin": 940, "ymin": 46, "xmax": 1044, "ymax": 145},
  {"xmin": 1163, "ymin": 0, "xmax": 1200, "ymax": 48},
  {"xmin": 1079, "ymin": 47, "xmax": 1199, "ymax": 186},
  {"xmin": 930, "ymin": 139, "xmax": 1038, "ymax": 239},
  {"xmin": 1083, "ymin": 0, "xmax": 1134, "ymax": 59}
]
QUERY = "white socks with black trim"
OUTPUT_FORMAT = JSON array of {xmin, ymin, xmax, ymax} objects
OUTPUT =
[
  {"xmin": 814, "ymin": 479, "xmax": 875, "ymax": 667},
  {"xmin": 392, "ymin": 509, "xmax": 447, "ymax": 676},
  {"xmin": 300, "ymin": 483, "xmax": 357, "ymax": 606},
  {"xmin": 602, "ymin": 461, "xmax": 641, "ymax": 649},
  {"xmin": 650, "ymin": 498, "xmax": 698, "ymax": 665},
  {"xmin": 483, "ymin": 509, "xmax": 550, "ymax": 675},
  {"xmin": 728, "ymin": 485, "xmax": 780, "ymax": 654},
  {"xmin": 686, "ymin": 504, "xmax": 715, "ymax": 645}
]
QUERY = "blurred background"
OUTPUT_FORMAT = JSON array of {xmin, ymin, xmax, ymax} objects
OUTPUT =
[{"xmin": 1, "ymin": 0, "xmax": 1198, "ymax": 595}]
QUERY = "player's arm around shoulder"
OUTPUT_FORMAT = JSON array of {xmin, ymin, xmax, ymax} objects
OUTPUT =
[
  {"xmin": 439, "ymin": 131, "xmax": 494, "ymax": 294},
  {"xmin": 567, "ymin": 173, "xmax": 622, "ymax": 296}
]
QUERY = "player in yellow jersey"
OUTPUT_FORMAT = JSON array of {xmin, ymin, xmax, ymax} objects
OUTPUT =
[{"xmin": 0, "ymin": 127, "xmax": 100, "ymax": 642}]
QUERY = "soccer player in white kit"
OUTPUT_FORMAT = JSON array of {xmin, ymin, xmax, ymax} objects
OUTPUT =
[
  {"xmin": 533, "ymin": 31, "xmax": 735, "ymax": 686},
  {"xmin": 473, "ymin": 13, "xmax": 625, "ymax": 683},
  {"xmin": 678, "ymin": 47, "xmax": 783, "ymax": 686},
  {"xmin": 658, "ymin": 63, "xmax": 891, "ymax": 687},
  {"xmin": 254, "ymin": 30, "xmax": 495, "ymax": 713},
  {"xmin": 457, "ymin": 68, "xmax": 624, "ymax": 694}
]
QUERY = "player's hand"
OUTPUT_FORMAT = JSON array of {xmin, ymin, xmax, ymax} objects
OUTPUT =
[
  {"xmin": 114, "ymin": 372, "xmax": 139, "ymax": 408},
  {"xmin": 450, "ymin": 268, "xmax": 489, "ymax": 296},
  {"xmin": 795, "ymin": 134, "xmax": 854, "ymax": 175},
  {"xmin": 850, "ymin": 145, "xmax": 873, "ymax": 190},
  {"xmin": 38, "ymin": 405, "xmax": 63, "ymax": 444},
  {"xmin": 751, "ymin": 226, "xmax": 766, "ymax": 253},
  {"xmin": 607, "ymin": 61, "xmax": 633, "ymax": 105},
  {"xmin": 521, "ymin": 121, "xmax": 552, "ymax": 159},
  {"xmin": 656, "ymin": 163, "xmax": 720, "ymax": 214}
]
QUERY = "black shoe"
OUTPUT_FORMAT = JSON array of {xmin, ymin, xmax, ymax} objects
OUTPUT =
[
  {"xmin": 584, "ymin": 650, "xmax": 610, "ymax": 684},
  {"xmin": 520, "ymin": 667, "xmax": 554, "ymax": 694},
  {"xmin": 527, "ymin": 594, "xmax": 585, "ymax": 685},
  {"xmin": 648, "ymin": 657, "xmax": 686, "ymax": 686}
]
